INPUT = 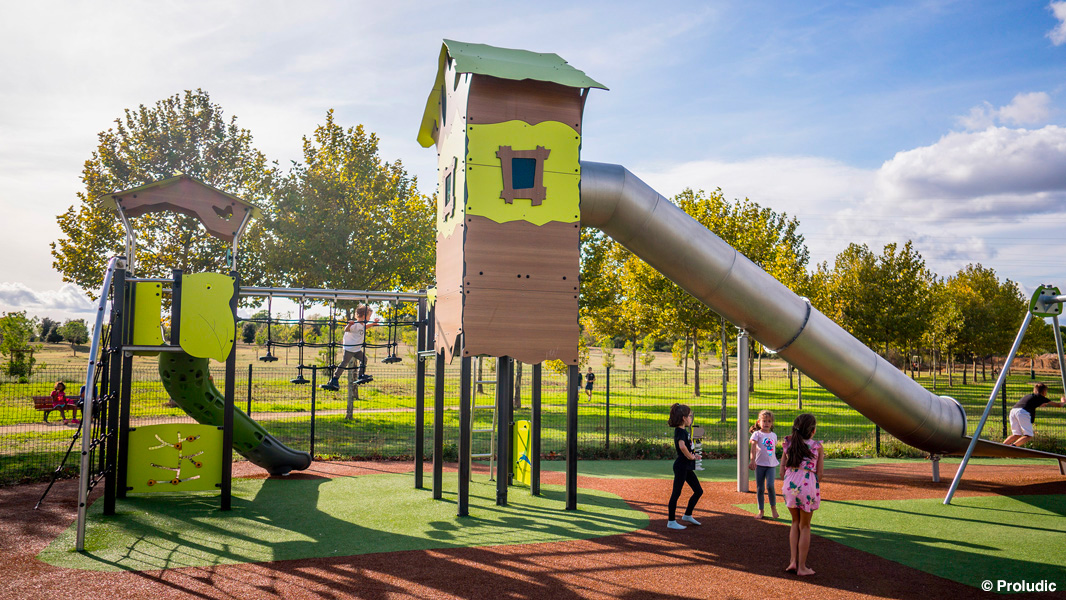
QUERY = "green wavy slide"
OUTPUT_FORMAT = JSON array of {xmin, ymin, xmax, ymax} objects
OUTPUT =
[{"xmin": 158, "ymin": 352, "xmax": 312, "ymax": 475}]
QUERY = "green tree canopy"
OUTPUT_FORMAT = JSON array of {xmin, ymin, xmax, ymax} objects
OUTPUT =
[
  {"xmin": 828, "ymin": 241, "xmax": 934, "ymax": 360},
  {"xmin": 51, "ymin": 89, "xmax": 278, "ymax": 295},
  {"xmin": 252, "ymin": 110, "xmax": 434, "ymax": 312},
  {"xmin": 58, "ymin": 319, "xmax": 89, "ymax": 356},
  {"xmin": 0, "ymin": 311, "xmax": 39, "ymax": 376}
]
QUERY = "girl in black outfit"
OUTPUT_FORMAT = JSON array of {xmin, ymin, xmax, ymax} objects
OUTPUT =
[{"xmin": 667, "ymin": 403, "xmax": 703, "ymax": 530}]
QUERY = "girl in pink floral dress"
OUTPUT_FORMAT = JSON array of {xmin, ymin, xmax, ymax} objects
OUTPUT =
[{"xmin": 781, "ymin": 413, "xmax": 822, "ymax": 577}]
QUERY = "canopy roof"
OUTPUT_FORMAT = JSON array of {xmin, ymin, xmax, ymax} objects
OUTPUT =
[
  {"xmin": 99, "ymin": 175, "xmax": 262, "ymax": 242},
  {"xmin": 417, "ymin": 39, "xmax": 607, "ymax": 147}
]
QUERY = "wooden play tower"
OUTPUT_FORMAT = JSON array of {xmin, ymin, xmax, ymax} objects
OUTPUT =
[{"xmin": 417, "ymin": 40, "xmax": 606, "ymax": 513}]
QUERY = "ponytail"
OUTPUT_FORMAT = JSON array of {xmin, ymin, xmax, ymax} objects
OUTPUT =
[
  {"xmin": 667, "ymin": 403, "xmax": 691, "ymax": 428},
  {"xmin": 784, "ymin": 413, "xmax": 817, "ymax": 469}
]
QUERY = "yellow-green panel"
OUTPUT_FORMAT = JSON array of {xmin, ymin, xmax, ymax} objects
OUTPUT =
[
  {"xmin": 514, "ymin": 420, "xmax": 532, "ymax": 487},
  {"xmin": 126, "ymin": 423, "xmax": 222, "ymax": 493},
  {"xmin": 467, "ymin": 121, "xmax": 580, "ymax": 173},
  {"xmin": 467, "ymin": 166, "xmax": 580, "ymax": 225},
  {"xmin": 179, "ymin": 273, "xmax": 235, "ymax": 362},
  {"xmin": 132, "ymin": 282, "xmax": 164, "ymax": 349}
]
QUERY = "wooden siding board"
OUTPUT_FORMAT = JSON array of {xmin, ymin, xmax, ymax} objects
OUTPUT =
[
  {"xmin": 463, "ymin": 216, "xmax": 579, "ymax": 294},
  {"xmin": 467, "ymin": 76, "xmax": 584, "ymax": 133},
  {"xmin": 462, "ymin": 289, "xmax": 579, "ymax": 365}
]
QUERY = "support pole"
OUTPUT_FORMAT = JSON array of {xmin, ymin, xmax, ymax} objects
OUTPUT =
[
  {"xmin": 458, "ymin": 355, "xmax": 472, "ymax": 516},
  {"xmin": 1052, "ymin": 315, "xmax": 1066, "ymax": 397},
  {"xmin": 221, "ymin": 270, "xmax": 239, "ymax": 512},
  {"xmin": 531, "ymin": 363, "xmax": 542, "ymax": 496},
  {"xmin": 496, "ymin": 357, "xmax": 512, "ymax": 506},
  {"xmin": 414, "ymin": 295, "xmax": 427, "ymax": 489},
  {"xmin": 566, "ymin": 363, "xmax": 578, "ymax": 510},
  {"xmin": 737, "ymin": 329, "xmax": 750, "ymax": 493},
  {"xmin": 944, "ymin": 311, "xmax": 1033, "ymax": 505},
  {"xmin": 433, "ymin": 348, "xmax": 444, "ymax": 500},
  {"xmin": 103, "ymin": 267, "xmax": 128, "ymax": 516}
]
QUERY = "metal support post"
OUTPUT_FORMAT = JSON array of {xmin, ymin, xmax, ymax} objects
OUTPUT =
[
  {"xmin": 531, "ymin": 363, "xmax": 542, "ymax": 496},
  {"xmin": 458, "ymin": 355, "xmax": 472, "ymax": 516},
  {"xmin": 496, "ymin": 357, "xmax": 512, "ymax": 506},
  {"xmin": 737, "ymin": 329, "xmax": 750, "ymax": 493},
  {"xmin": 566, "ymin": 363, "xmax": 579, "ymax": 510},
  {"xmin": 944, "ymin": 312, "xmax": 1033, "ymax": 504},
  {"xmin": 433, "ymin": 347, "xmax": 444, "ymax": 500},
  {"xmin": 414, "ymin": 295, "xmax": 427, "ymax": 489},
  {"xmin": 221, "ymin": 270, "xmax": 239, "ymax": 511}
]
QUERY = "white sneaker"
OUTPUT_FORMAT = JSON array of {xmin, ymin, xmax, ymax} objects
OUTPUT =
[
  {"xmin": 681, "ymin": 515, "xmax": 701, "ymax": 526},
  {"xmin": 667, "ymin": 520, "xmax": 686, "ymax": 530}
]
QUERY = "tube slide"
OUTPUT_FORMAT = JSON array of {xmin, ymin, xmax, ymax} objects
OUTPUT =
[
  {"xmin": 159, "ymin": 352, "xmax": 312, "ymax": 475},
  {"xmin": 580, "ymin": 161, "xmax": 1065, "ymax": 460}
]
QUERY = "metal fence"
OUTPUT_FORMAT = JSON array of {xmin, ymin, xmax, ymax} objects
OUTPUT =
[{"xmin": 2, "ymin": 357, "xmax": 1064, "ymax": 485}]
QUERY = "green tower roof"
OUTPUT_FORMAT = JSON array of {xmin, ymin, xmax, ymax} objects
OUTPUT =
[{"xmin": 417, "ymin": 39, "xmax": 607, "ymax": 148}]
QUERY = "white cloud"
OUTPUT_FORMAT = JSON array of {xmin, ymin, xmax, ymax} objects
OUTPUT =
[
  {"xmin": 874, "ymin": 125, "xmax": 1066, "ymax": 216},
  {"xmin": 0, "ymin": 282, "xmax": 95, "ymax": 317},
  {"xmin": 957, "ymin": 92, "xmax": 1052, "ymax": 130},
  {"xmin": 1048, "ymin": 1, "xmax": 1066, "ymax": 45}
]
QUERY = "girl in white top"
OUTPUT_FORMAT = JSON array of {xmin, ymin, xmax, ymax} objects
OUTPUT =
[{"xmin": 748, "ymin": 409, "xmax": 780, "ymax": 519}]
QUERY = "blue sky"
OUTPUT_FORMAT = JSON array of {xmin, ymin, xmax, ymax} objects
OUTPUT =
[{"xmin": 4, "ymin": 0, "xmax": 1066, "ymax": 320}]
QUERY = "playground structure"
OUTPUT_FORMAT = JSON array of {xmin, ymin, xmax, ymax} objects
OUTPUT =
[{"xmin": 67, "ymin": 39, "xmax": 1066, "ymax": 552}]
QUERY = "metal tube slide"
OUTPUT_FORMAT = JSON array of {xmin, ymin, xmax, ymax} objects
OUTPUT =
[{"xmin": 580, "ymin": 161, "xmax": 1062, "ymax": 459}]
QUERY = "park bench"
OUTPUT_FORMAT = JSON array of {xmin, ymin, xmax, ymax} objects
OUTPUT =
[{"xmin": 31, "ymin": 396, "xmax": 80, "ymax": 423}]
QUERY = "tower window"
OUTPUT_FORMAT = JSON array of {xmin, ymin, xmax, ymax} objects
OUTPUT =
[
  {"xmin": 511, "ymin": 158, "xmax": 536, "ymax": 190},
  {"xmin": 496, "ymin": 145, "xmax": 551, "ymax": 205}
]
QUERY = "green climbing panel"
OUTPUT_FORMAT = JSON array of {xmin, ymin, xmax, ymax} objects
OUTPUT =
[
  {"xmin": 126, "ymin": 423, "xmax": 222, "ymax": 493},
  {"xmin": 131, "ymin": 282, "xmax": 164, "ymax": 350},
  {"xmin": 179, "ymin": 272, "xmax": 236, "ymax": 362}
]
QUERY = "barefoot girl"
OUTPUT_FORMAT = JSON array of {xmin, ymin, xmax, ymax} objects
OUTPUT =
[{"xmin": 782, "ymin": 413, "xmax": 822, "ymax": 576}]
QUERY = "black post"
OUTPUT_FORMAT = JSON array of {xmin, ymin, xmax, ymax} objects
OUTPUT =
[
  {"xmin": 310, "ymin": 367, "xmax": 317, "ymax": 458},
  {"xmin": 433, "ymin": 348, "xmax": 444, "ymax": 500},
  {"xmin": 566, "ymin": 363, "xmax": 578, "ymax": 510},
  {"xmin": 103, "ymin": 267, "xmax": 127, "ymax": 515},
  {"xmin": 169, "ymin": 269, "xmax": 182, "ymax": 346},
  {"xmin": 415, "ymin": 295, "xmax": 427, "ymax": 489},
  {"xmin": 1001, "ymin": 381, "xmax": 1009, "ymax": 439},
  {"xmin": 116, "ymin": 278, "xmax": 135, "ymax": 500},
  {"xmin": 531, "ymin": 363, "xmax": 541, "ymax": 496},
  {"xmin": 875, "ymin": 424, "xmax": 881, "ymax": 456},
  {"xmin": 221, "ymin": 271, "xmax": 239, "ymax": 512},
  {"xmin": 605, "ymin": 366, "xmax": 611, "ymax": 451},
  {"xmin": 247, "ymin": 363, "xmax": 253, "ymax": 415},
  {"xmin": 496, "ymin": 356, "xmax": 511, "ymax": 506},
  {"xmin": 458, "ymin": 355, "xmax": 472, "ymax": 516}
]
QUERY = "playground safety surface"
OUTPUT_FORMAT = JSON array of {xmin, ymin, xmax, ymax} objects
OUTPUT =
[{"xmin": 1, "ymin": 460, "xmax": 1063, "ymax": 599}]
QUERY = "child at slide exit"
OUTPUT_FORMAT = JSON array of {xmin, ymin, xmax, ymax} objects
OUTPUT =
[
  {"xmin": 666, "ymin": 403, "xmax": 703, "ymax": 530},
  {"xmin": 748, "ymin": 409, "xmax": 780, "ymax": 519},
  {"xmin": 782, "ymin": 413, "xmax": 823, "ymax": 577}
]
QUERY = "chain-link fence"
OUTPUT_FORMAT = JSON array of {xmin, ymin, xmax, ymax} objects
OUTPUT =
[{"xmin": 2, "ymin": 357, "xmax": 1064, "ymax": 485}]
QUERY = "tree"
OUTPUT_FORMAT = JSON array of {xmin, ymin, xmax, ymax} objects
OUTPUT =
[
  {"xmin": 828, "ymin": 241, "xmax": 934, "ymax": 367},
  {"xmin": 945, "ymin": 264, "xmax": 1024, "ymax": 383},
  {"xmin": 39, "ymin": 317, "xmax": 63, "ymax": 343},
  {"xmin": 255, "ymin": 110, "xmax": 435, "ymax": 298},
  {"xmin": 0, "ymin": 311, "xmax": 39, "ymax": 377},
  {"xmin": 254, "ymin": 111, "xmax": 435, "ymax": 414},
  {"xmin": 51, "ymin": 89, "xmax": 278, "ymax": 296},
  {"xmin": 58, "ymin": 319, "xmax": 90, "ymax": 356}
]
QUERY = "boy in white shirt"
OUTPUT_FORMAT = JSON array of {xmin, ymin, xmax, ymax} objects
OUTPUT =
[{"xmin": 322, "ymin": 305, "xmax": 378, "ymax": 391}]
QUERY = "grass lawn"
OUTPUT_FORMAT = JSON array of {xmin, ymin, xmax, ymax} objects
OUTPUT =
[
  {"xmin": 38, "ymin": 471, "xmax": 646, "ymax": 572},
  {"xmin": 739, "ymin": 495, "xmax": 1066, "ymax": 590}
]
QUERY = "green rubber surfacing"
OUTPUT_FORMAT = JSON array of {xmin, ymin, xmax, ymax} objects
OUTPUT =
[
  {"xmin": 38, "ymin": 472, "xmax": 646, "ymax": 572},
  {"xmin": 736, "ymin": 495, "xmax": 1066, "ymax": 590}
]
